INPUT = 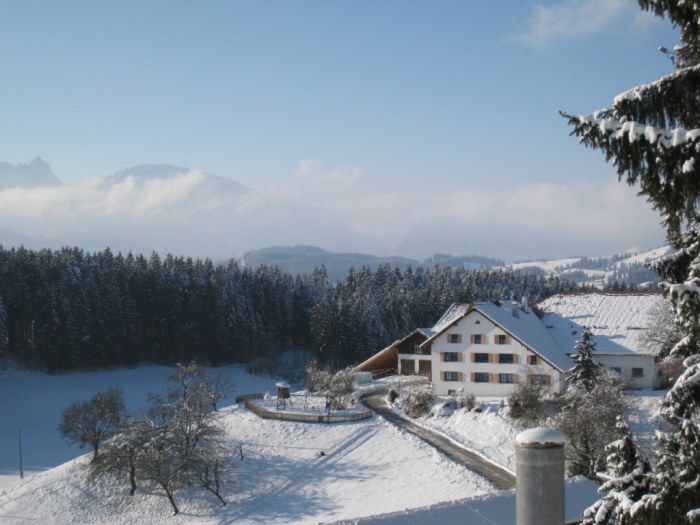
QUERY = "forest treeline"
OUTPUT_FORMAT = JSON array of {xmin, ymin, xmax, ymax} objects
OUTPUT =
[{"xmin": 0, "ymin": 246, "xmax": 592, "ymax": 372}]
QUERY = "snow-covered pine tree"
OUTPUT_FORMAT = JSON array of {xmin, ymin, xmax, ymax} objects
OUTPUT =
[
  {"xmin": 562, "ymin": 2, "xmax": 700, "ymax": 522},
  {"xmin": 568, "ymin": 329, "xmax": 600, "ymax": 392},
  {"xmin": 582, "ymin": 417, "xmax": 651, "ymax": 525}
]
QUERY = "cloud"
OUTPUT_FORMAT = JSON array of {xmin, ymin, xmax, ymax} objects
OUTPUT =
[
  {"xmin": 0, "ymin": 161, "xmax": 664, "ymax": 261},
  {"xmin": 294, "ymin": 159, "xmax": 361, "ymax": 185},
  {"xmin": 0, "ymin": 170, "xmax": 235, "ymax": 220},
  {"xmin": 513, "ymin": 0, "xmax": 652, "ymax": 47}
]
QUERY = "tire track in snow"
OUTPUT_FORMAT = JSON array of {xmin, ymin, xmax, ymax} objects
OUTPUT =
[{"xmin": 222, "ymin": 420, "xmax": 380, "ymax": 523}]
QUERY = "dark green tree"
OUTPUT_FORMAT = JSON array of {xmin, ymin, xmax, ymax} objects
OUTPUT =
[
  {"xmin": 568, "ymin": 329, "xmax": 601, "ymax": 392},
  {"xmin": 562, "ymin": 1, "xmax": 700, "ymax": 521}
]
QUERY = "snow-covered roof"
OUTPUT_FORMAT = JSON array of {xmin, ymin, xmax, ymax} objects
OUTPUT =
[
  {"xmin": 331, "ymin": 476, "xmax": 599, "ymax": 525},
  {"xmin": 474, "ymin": 301, "xmax": 573, "ymax": 371},
  {"xmin": 536, "ymin": 293, "xmax": 666, "ymax": 356},
  {"xmin": 416, "ymin": 327, "xmax": 435, "ymax": 338},
  {"xmin": 430, "ymin": 303, "xmax": 471, "ymax": 334}
]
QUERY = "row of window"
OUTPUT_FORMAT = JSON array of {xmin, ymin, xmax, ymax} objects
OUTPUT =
[
  {"xmin": 448, "ymin": 333, "xmax": 511, "ymax": 345},
  {"xmin": 610, "ymin": 366, "xmax": 644, "ymax": 378},
  {"xmin": 442, "ymin": 352, "xmax": 539, "ymax": 365},
  {"xmin": 442, "ymin": 371, "xmax": 551, "ymax": 385}
]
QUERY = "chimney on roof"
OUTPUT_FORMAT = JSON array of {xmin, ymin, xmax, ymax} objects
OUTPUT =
[{"xmin": 521, "ymin": 296, "xmax": 529, "ymax": 312}]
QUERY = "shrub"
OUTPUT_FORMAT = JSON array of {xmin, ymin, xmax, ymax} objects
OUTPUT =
[
  {"xmin": 387, "ymin": 387, "xmax": 399, "ymax": 404},
  {"xmin": 508, "ymin": 383, "xmax": 545, "ymax": 426},
  {"xmin": 404, "ymin": 388, "xmax": 433, "ymax": 418},
  {"xmin": 658, "ymin": 355, "xmax": 685, "ymax": 387},
  {"xmin": 327, "ymin": 367, "xmax": 358, "ymax": 410},
  {"xmin": 451, "ymin": 390, "xmax": 476, "ymax": 411}
]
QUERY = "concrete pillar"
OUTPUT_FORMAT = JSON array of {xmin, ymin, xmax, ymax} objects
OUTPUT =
[{"xmin": 516, "ymin": 427, "xmax": 565, "ymax": 525}]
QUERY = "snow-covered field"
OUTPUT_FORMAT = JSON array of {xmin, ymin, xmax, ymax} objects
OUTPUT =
[
  {"xmin": 387, "ymin": 389, "xmax": 667, "ymax": 473},
  {"xmin": 0, "ymin": 364, "xmax": 278, "ymax": 489},
  {"xmin": 0, "ymin": 402, "xmax": 495, "ymax": 524}
]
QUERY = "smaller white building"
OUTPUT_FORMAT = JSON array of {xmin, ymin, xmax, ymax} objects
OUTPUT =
[{"xmin": 536, "ymin": 293, "xmax": 666, "ymax": 389}]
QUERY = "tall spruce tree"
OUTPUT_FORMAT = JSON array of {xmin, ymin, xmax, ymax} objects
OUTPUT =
[
  {"xmin": 562, "ymin": 1, "xmax": 700, "ymax": 522},
  {"xmin": 568, "ymin": 329, "xmax": 600, "ymax": 392},
  {"xmin": 582, "ymin": 417, "xmax": 652, "ymax": 525}
]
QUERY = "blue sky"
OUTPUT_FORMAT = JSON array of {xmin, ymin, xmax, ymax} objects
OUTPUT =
[{"xmin": 0, "ymin": 1, "xmax": 682, "ymax": 259}]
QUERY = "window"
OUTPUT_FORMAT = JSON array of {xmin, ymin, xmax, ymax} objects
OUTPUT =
[
  {"xmin": 418, "ymin": 360, "xmax": 431, "ymax": 375},
  {"xmin": 448, "ymin": 334, "xmax": 462, "ymax": 344},
  {"xmin": 498, "ymin": 353, "xmax": 515, "ymax": 364},
  {"xmin": 443, "ymin": 352, "xmax": 459, "ymax": 362},
  {"xmin": 413, "ymin": 344, "xmax": 422, "ymax": 354},
  {"xmin": 473, "ymin": 372, "xmax": 490, "ymax": 383},
  {"xmin": 610, "ymin": 367, "xmax": 622, "ymax": 374},
  {"xmin": 400, "ymin": 359, "xmax": 415, "ymax": 375},
  {"xmin": 499, "ymin": 373, "xmax": 516, "ymax": 384},
  {"xmin": 474, "ymin": 352, "xmax": 490, "ymax": 363},
  {"xmin": 527, "ymin": 355, "xmax": 538, "ymax": 365},
  {"xmin": 632, "ymin": 367, "xmax": 644, "ymax": 378},
  {"xmin": 443, "ymin": 371, "xmax": 460, "ymax": 381},
  {"xmin": 470, "ymin": 334, "xmax": 484, "ymax": 344},
  {"xmin": 495, "ymin": 334, "xmax": 508, "ymax": 345}
]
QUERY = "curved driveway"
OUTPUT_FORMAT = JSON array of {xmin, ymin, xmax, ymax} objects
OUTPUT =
[{"xmin": 361, "ymin": 394, "xmax": 516, "ymax": 490}]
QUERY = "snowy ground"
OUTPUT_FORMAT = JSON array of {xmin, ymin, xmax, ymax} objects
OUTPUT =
[
  {"xmin": 0, "ymin": 364, "xmax": 279, "ymax": 489},
  {"xmin": 624, "ymin": 389, "xmax": 668, "ymax": 455},
  {"xmin": 390, "ymin": 396, "xmax": 520, "ymax": 472},
  {"xmin": 0, "ymin": 403, "xmax": 495, "ymax": 524},
  {"xmin": 386, "ymin": 386, "xmax": 668, "ymax": 473}
]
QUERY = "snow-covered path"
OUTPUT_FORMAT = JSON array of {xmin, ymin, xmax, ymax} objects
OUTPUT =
[{"xmin": 362, "ymin": 394, "xmax": 515, "ymax": 489}]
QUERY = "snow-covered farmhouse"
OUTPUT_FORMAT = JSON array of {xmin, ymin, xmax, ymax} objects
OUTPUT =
[
  {"xmin": 536, "ymin": 293, "xmax": 666, "ymax": 389},
  {"xmin": 357, "ymin": 292, "xmax": 666, "ymax": 394}
]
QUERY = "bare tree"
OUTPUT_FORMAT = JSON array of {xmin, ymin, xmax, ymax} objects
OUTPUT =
[
  {"xmin": 640, "ymin": 301, "xmax": 684, "ymax": 357},
  {"xmin": 555, "ymin": 371, "xmax": 625, "ymax": 478},
  {"xmin": 204, "ymin": 369, "xmax": 233, "ymax": 412},
  {"xmin": 91, "ymin": 363, "xmax": 229, "ymax": 515},
  {"xmin": 92, "ymin": 417, "xmax": 150, "ymax": 496},
  {"xmin": 138, "ymin": 428, "xmax": 189, "ymax": 515},
  {"xmin": 305, "ymin": 358, "xmax": 332, "ymax": 392},
  {"xmin": 191, "ymin": 443, "xmax": 228, "ymax": 506},
  {"xmin": 59, "ymin": 388, "xmax": 124, "ymax": 462}
]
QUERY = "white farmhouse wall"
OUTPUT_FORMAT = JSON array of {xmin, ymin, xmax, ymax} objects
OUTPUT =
[
  {"xmin": 597, "ymin": 354, "xmax": 657, "ymax": 389},
  {"xmin": 430, "ymin": 311, "xmax": 566, "ymax": 397}
]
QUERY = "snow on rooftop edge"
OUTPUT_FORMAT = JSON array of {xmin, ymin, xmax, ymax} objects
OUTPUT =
[{"xmin": 516, "ymin": 427, "xmax": 565, "ymax": 446}]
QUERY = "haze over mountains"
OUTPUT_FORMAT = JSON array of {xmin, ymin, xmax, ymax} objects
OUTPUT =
[{"xmin": 0, "ymin": 158, "xmax": 666, "ymax": 263}]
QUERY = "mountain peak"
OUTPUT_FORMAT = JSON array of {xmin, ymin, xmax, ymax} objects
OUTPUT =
[
  {"xmin": 104, "ymin": 163, "xmax": 250, "ymax": 195},
  {"xmin": 0, "ymin": 157, "xmax": 62, "ymax": 190}
]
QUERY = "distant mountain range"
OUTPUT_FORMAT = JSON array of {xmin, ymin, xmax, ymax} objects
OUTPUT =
[
  {"xmin": 104, "ymin": 164, "xmax": 250, "ymax": 196},
  {"xmin": 240, "ymin": 245, "xmax": 668, "ymax": 285},
  {"xmin": 0, "ymin": 157, "xmax": 61, "ymax": 189},
  {"xmin": 240, "ymin": 245, "xmax": 503, "ymax": 280}
]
